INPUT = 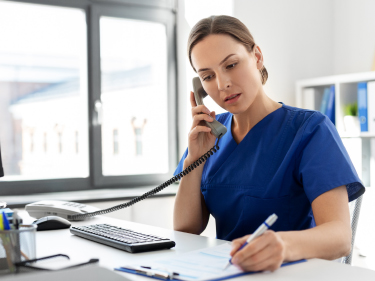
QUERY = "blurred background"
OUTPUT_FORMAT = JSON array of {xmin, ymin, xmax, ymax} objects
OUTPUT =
[{"xmin": 0, "ymin": 0, "xmax": 374, "ymax": 271}]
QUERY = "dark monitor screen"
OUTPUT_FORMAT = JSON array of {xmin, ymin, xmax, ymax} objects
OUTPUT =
[{"xmin": 0, "ymin": 145, "xmax": 3, "ymax": 177}]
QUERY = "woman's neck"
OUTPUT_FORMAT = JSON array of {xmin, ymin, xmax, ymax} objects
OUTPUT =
[{"xmin": 231, "ymin": 90, "xmax": 281, "ymax": 144}]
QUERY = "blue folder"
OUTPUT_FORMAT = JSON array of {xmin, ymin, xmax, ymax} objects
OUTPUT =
[
  {"xmin": 325, "ymin": 85, "xmax": 335, "ymax": 125},
  {"xmin": 115, "ymin": 259, "xmax": 306, "ymax": 281},
  {"xmin": 319, "ymin": 88, "xmax": 330, "ymax": 114},
  {"xmin": 358, "ymin": 82, "xmax": 368, "ymax": 132}
]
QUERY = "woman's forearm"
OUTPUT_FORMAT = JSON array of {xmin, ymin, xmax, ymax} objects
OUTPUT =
[
  {"xmin": 279, "ymin": 220, "xmax": 352, "ymax": 261},
  {"xmin": 173, "ymin": 158, "xmax": 209, "ymax": 234}
]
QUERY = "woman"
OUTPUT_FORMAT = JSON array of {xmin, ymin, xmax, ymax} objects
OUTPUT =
[{"xmin": 173, "ymin": 15, "xmax": 364, "ymax": 272}]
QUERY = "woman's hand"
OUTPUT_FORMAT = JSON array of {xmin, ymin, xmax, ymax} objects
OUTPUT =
[
  {"xmin": 186, "ymin": 91, "xmax": 217, "ymax": 163},
  {"xmin": 230, "ymin": 230, "xmax": 286, "ymax": 272}
]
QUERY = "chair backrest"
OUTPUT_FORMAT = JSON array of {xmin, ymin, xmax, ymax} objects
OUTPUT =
[{"xmin": 342, "ymin": 195, "xmax": 363, "ymax": 264}]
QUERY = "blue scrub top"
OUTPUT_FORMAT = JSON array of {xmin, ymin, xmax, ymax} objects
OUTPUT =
[{"xmin": 174, "ymin": 103, "xmax": 365, "ymax": 241}]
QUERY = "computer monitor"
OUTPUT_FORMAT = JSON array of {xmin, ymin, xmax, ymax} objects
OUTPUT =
[
  {"xmin": 0, "ymin": 145, "xmax": 5, "ymax": 208},
  {"xmin": 0, "ymin": 145, "xmax": 4, "ymax": 177}
]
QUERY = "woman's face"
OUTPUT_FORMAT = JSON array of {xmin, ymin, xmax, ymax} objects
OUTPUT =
[{"xmin": 191, "ymin": 34, "xmax": 263, "ymax": 114}]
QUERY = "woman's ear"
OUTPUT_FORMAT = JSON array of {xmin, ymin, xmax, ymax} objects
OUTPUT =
[{"xmin": 254, "ymin": 45, "xmax": 264, "ymax": 70}]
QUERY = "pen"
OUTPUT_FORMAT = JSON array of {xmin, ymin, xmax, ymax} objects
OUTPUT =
[
  {"xmin": 0, "ymin": 213, "xmax": 4, "ymax": 230},
  {"xmin": 2, "ymin": 212, "xmax": 11, "ymax": 230},
  {"xmin": 10, "ymin": 210, "xmax": 22, "ymax": 263},
  {"xmin": 13, "ymin": 210, "xmax": 20, "ymax": 230},
  {"xmin": 223, "ymin": 213, "xmax": 278, "ymax": 271},
  {"xmin": 0, "ymin": 211, "xmax": 14, "ymax": 272}
]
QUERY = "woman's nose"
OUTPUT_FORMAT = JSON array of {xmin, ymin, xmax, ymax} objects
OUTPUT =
[{"xmin": 217, "ymin": 74, "xmax": 232, "ymax": 91}]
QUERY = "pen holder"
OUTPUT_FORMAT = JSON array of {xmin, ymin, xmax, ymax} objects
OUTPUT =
[{"xmin": 0, "ymin": 224, "xmax": 37, "ymax": 275}]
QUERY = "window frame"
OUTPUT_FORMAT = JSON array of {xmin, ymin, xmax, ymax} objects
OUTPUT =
[{"xmin": 0, "ymin": 0, "xmax": 178, "ymax": 195}]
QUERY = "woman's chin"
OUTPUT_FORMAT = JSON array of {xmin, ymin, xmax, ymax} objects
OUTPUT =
[{"xmin": 226, "ymin": 106, "xmax": 247, "ymax": 115}]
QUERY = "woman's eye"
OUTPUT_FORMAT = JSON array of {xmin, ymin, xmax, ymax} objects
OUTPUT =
[
  {"xmin": 203, "ymin": 75, "xmax": 213, "ymax": 81},
  {"xmin": 226, "ymin": 63, "xmax": 237, "ymax": 69}
]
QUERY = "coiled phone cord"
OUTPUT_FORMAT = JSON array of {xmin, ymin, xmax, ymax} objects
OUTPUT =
[{"xmin": 68, "ymin": 136, "xmax": 222, "ymax": 221}]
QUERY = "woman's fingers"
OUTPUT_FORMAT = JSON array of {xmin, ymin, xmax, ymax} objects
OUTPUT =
[
  {"xmin": 190, "ymin": 92, "xmax": 211, "ymax": 116},
  {"xmin": 192, "ymin": 105, "xmax": 211, "ymax": 117},
  {"xmin": 232, "ymin": 239, "xmax": 271, "ymax": 269},
  {"xmin": 240, "ymin": 253, "xmax": 282, "ymax": 272},
  {"xmin": 231, "ymin": 231, "xmax": 285, "ymax": 272},
  {"xmin": 231, "ymin": 236, "xmax": 267, "ymax": 263},
  {"xmin": 190, "ymin": 91, "xmax": 197, "ymax": 107},
  {"xmin": 188, "ymin": 125, "xmax": 211, "ymax": 139},
  {"xmin": 230, "ymin": 235, "xmax": 250, "ymax": 256},
  {"xmin": 191, "ymin": 112, "xmax": 214, "ymax": 129},
  {"xmin": 187, "ymin": 91, "xmax": 217, "ymax": 158}
]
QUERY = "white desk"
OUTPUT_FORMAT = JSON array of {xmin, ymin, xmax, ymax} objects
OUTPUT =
[{"xmin": 16, "ymin": 212, "xmax": 375, "ymax": 280}]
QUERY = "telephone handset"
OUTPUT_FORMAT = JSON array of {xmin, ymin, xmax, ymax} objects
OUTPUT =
[
  {"xmin": 25, "ymin": 78, "xmax": 226, "ymax": 222},
  {"xmin": 192, "ymin": 77, "xmax": 227, "ymax": 138}
]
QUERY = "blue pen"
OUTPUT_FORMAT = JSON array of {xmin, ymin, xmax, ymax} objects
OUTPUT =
[
  {"xmin": 223, "ymin": 213, "xmax": 278, "ymax": 270},
  {"xmin": 2, "ymin": 211, "xmax": 11, "ymax": 230}
]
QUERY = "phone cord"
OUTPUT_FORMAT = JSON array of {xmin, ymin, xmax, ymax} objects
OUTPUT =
[{"xmin": 68, "ymin": 136, "xmax": 222, "ymax": 221}]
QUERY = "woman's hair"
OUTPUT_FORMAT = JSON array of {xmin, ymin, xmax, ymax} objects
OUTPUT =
[{"xmin": 187, "ymin": 15, "xmax": 268, "ymax": 85}]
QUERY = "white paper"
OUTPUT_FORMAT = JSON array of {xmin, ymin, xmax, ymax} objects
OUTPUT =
[{"xmin": 129, "ymin": 243, "xmax": 245, "ymax": 281}]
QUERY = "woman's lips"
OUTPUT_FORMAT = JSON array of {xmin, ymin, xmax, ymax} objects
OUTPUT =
[{"xmin": 224, "ymin": 93, "xmax": 241, "ymax": 104}]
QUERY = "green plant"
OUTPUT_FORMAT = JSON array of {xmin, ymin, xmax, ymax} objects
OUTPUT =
[{"xmin": 344, "ymin": 102, "xmax": 358, "ymax": 116}]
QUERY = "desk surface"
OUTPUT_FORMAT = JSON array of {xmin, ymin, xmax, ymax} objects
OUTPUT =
[{"xmin": 19, "ymin": 212, "xmax": 375, "ymax": 280}]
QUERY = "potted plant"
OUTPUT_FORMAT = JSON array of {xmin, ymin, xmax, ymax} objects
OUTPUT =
[{"xmin": 343, "ymin": 102, "xmax": 360, "ymax": 133}]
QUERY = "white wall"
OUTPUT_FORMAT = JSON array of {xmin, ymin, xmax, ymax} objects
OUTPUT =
[
  {"xmin": 233, "ymin": 0, "xmax": 334, "ymax": 106},
  {"xmin": 333, "ymin": 0, "xmax": 375, "ymax": 74}
]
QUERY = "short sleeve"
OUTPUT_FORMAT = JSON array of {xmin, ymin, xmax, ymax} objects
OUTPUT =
[
  {"xmin": 298, "ymin": 112, "xmax": 365, "ymax": 203},
  {"xmin": 173, "ymin": 148, "xmax": 188, "ymax": 176}
]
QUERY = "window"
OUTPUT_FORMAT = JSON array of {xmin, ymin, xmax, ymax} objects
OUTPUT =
[
  {"xmin": 43, "ymin": 133, "xmax": 48, "ymax": 153},
  {"xmin": 58, "ymin": 132, "xmax": 63, "ymax": 154},
  {"xmin": 0, "ymin": 0, "xmax": 177, "ymax": 194},
  {"xmin": 113, "ymin": 129, "xmax": 119, "ymax": 155},
  {"xmin": 75, "ymin": 131, "xmax": 79, "ymax": 154},
  {"xmin": 29, "ymin": 130, "xmax": 34, "ymax": 153},
  {"xmin": 131, "ymin": 117, "xmax": 147, "ymax": 156},
  {"xmin": 0, "ymin": 1, "xmax": 88, "ymax": 181},
  {"xmin": 100, "ymin": 17, "xmax": 169, "ymax": 176}
]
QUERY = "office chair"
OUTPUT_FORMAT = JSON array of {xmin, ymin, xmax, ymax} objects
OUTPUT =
[{"xmin": 342, "ymin": 194, "xmax": 364, "ymax": 265}]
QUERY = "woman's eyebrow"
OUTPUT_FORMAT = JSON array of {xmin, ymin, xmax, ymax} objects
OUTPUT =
[{"xmin": 197, "ymin": 54, "xmax": 236, "ymax": 73}]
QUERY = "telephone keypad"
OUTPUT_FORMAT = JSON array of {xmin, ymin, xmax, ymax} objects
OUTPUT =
[{"xmin": 63, "ymin": 202, "xmax": 86, "ymax": 209}]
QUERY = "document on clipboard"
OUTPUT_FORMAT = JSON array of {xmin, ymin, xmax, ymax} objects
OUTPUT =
[{"xmin": 115, "ymin": 243, "xmax": 305, "ymax": 281}]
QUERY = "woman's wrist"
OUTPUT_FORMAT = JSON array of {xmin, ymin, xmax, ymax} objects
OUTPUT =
[
  {"xmin": 278, "ymin": 231, "xmax": 295, "ymax": 262},
  {"xmin": 183, "ymin": 155, "xmax": 204, "ymax": 169}
]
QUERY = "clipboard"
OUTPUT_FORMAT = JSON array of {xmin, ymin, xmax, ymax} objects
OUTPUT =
[
  {"xmin": 115, "ymin": 260, "xmax": 306, "ymax": 280},
  {"xmin": 115, "ymin": 265, "xmax": 176, "ymax": 280}
]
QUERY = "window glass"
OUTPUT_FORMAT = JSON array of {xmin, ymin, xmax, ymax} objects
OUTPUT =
[
  {"xmin": 0, "ymin": 1, "xmax": 88, "ymax": 180},
  {"xmin": 100, "ymin": 17, "xmax": 169, "ymax": 176}
]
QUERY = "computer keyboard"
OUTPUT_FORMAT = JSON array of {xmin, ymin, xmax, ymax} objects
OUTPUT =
[{"xmin": 70, "ymin": 224, "xmax": 176, "ymax": 253}]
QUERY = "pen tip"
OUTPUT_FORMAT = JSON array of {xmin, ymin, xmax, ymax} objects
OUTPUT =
[{"xmin": 222, "ymin": 262, "xmax": 230, "ymax": 271}]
